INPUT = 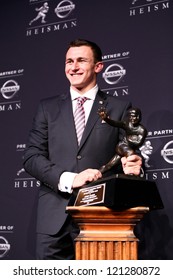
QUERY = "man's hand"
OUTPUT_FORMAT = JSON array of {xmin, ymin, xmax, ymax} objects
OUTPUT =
[
  {"xmin": 72, "ymin": 168, "xmax": 102, "ymax": 188},
  {"xmin": 121, "ymin": 154, "xmax": 142, "ymax": 176}
]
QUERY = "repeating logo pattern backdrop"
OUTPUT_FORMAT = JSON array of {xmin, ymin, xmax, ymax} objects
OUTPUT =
[{"xmin": 0, "ymin": 0, "xmax": 172, "ymax": 259}]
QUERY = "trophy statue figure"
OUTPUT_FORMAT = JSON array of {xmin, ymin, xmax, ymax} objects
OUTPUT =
[
  {"xmin": 98, "ymin": 107, "xmax": 148, "ymax": 174},
  {"xmin": 69, "ymin": 107, "xmax": 163, "ymax": 210}
]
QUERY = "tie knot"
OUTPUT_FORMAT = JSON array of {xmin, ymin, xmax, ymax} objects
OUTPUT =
[{"xmin": 76, "ymin": 97, "xmax": 87, "ymax": 107}]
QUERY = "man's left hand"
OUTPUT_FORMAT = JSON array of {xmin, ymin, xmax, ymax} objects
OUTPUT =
[{"xmin": 121, "ymin": 154, "xmax": 142, "ymax": 176}]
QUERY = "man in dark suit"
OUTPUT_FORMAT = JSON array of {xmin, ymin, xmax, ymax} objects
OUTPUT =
[{"xmin": 23, "ymin": 39, "xmax": 143, "ymax": 259}]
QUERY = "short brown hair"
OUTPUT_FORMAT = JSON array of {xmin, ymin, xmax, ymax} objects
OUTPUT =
[{"xmin": 67, "ymin": 39, "xmax": 103, "ymax": 63}]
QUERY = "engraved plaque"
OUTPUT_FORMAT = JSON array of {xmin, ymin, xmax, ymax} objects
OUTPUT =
[{"xmin": 74, "ymin": 183, "xmax": 105, "ymax": 206}]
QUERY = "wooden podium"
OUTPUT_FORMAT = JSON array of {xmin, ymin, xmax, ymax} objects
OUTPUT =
[
  {"xmin": 67, "ymin": 175, "xmax": 163, "ymax": 260},
  {"xmin": 66, "ymin": 205, "xmax": 149, "ymax": 260}
]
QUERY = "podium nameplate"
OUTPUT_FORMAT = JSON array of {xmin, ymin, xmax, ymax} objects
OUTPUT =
[{"xmin": 74, "ymin": 183, "xmax": 105, "ymax": 206}]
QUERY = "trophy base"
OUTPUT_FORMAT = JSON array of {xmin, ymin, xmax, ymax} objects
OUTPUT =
[{"xmin": 69, "ymin": 174, "xmax": 164, "ymax": 210}]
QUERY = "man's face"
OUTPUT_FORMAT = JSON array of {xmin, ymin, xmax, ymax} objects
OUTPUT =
[{"xmin": 65, "ymin": 46, "xmax": 103, "ymax": 93}]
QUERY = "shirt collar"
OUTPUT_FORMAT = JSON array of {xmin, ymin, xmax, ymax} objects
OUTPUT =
[{"xmin": 70, "ymin": 84, "xmax": 98, "ymax": 101}]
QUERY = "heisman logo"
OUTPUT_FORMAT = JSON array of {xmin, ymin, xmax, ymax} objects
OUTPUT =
[
  {"xmin": 0, "ymin": 236, "xmax": 10, "ymax": 258},
  {"xmin": 102, "ymin": 64, "xmax": 126, "ymax": 85},
  {"xmin": 140, "ymin": 140, "xmax": 153, "ymax": 168},
  {"xmin": 29, "ymin": 2, "xmax": 49, "ymax": 26}
]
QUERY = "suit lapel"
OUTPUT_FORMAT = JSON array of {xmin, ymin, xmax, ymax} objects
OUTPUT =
[{"xmin": 60, "ymin": 93, "xmax": 78, "ymax": 149}]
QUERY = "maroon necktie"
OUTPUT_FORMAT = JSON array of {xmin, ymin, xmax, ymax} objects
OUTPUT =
[{"xmin": 74, "ymin": 97, "xmax": 87, "ymax": 145}]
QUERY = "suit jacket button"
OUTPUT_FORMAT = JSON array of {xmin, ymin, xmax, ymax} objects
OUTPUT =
[{"xmin": 77, "ymin": 155, "xmax": 82, "ymax": 160}]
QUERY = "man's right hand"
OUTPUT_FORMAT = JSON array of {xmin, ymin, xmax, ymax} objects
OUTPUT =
[{"xmin": 72, "ymin": 168, "xmax": 102, "ymax": 188}]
